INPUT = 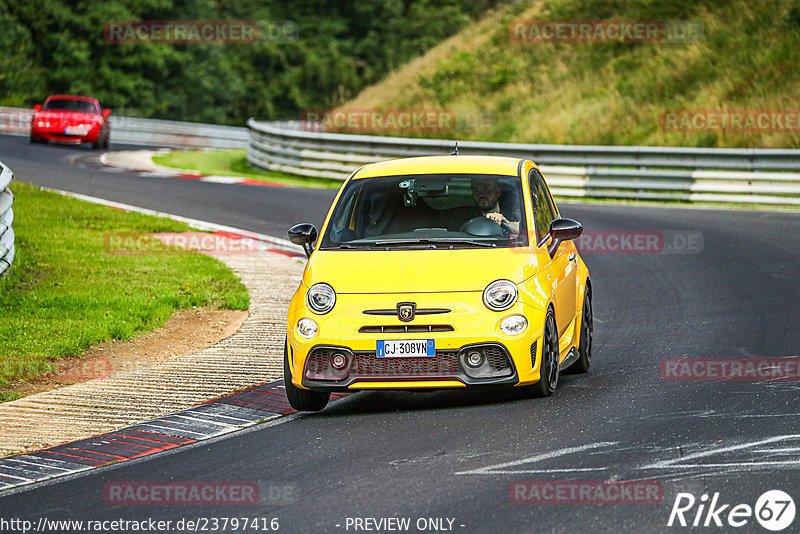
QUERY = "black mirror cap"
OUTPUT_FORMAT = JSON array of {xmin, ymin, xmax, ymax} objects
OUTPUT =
[
  {"xmin": 550, "ymin": 218, "xmax": 583, "ymax": 241},
  {"xmin": 547, "ymin": 218, "xmax": 583, "ymax": 257},
  {"xmin": 288, "ymin": 223, "xmax": 317, "ymax": 257},
  {"xmin": 288, "ymin": 223, "xmax": 317, "ymax": 245}
]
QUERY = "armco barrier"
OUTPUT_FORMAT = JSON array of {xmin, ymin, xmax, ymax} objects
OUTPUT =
[
  {"xmin": 246, "ymin": 119, "xmax": 800, "ymax": 206},
  {"xmin": 0, "ymin": 161, "xmax": 15, "ymax": 277},
  {"xmin": 0, "ymin": 107, "xmax": 247, "ymax": 150},
  {"xmin": 3, "ymin": 104, "xmax": 799, "ymax": 206}
]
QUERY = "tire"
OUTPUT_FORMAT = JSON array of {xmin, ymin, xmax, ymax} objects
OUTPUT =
[
  {"xmin": 91, "ymin": 138, "xmax": 101, "ymax": 149},
  {"xmin": 30, "ymin": 134, "xmax": 43, "ymax": 144},
  {"xmin": 284, "ymin": 339, "xmax": 330, "ymax": 412},
  {"xmin": 565, "ymin": 288, "xmax": 593, "ymax": 374},
  {"xmin": 529, "ymin": 309, "xmax": 559, "ymax": 397}
]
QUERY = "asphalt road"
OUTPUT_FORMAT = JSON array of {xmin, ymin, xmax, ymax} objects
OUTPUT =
[{"xmin": 2, "ymin": 134, "xmax": 800, "ymax": 533}]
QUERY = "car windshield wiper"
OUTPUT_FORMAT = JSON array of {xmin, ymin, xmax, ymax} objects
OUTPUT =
[
  {"xmin": 338, "ymin": 242, "xmax": 379, "ymax": 249},
  {"xmin": 372, "ymin": 237, "xmax": 496, "ymax": 248}
]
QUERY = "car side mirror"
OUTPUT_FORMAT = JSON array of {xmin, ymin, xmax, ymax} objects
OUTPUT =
[
  {"xmin": 102, "ymin": 109, "xmax": 111, "ymax": 119},
  {"xmin": 34, "ymin": 104, "xmax": 41, "ymax": 112},
  {"xmin": 288, "ymin": 223, "xmax": 317, "ymax": 258},
  {"xmin": 547, "ymin": 218, "xmax": 583, "ymax": 257}
]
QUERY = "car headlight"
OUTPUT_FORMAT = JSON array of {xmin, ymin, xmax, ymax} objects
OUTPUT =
[
  {"xmin": 296, "ymin": 317, "xmax": 318, "ymax": 338},
  {"xmin": 483, "ymin": 280, "xmax": 518, "ymax": 311},
  {"xmin": 500, "ymin": 315, "xmax": 528, "ymax": 335},
  {"xmin": 306, "ymin": 283, "xmax": 336, "ymax": 314}
]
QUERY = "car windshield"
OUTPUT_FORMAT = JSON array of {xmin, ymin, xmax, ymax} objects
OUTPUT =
[
  {"xmin": 320, "ymin": 173, "xmax": 528, "ymax": 250},
  {"xmin": 43, "ymin": 99, "xmax": 98, "ymax": 114}
]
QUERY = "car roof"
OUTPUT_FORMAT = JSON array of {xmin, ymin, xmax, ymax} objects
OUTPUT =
[
  {"xmin": 45, "ymin": 95, "xmax": 100, "ymax": 103},
  {"xmin": 352, "ymin": 155, "xmax": 523, "ymax": 179}
]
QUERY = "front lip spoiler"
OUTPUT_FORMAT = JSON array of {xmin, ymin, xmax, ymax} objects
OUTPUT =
[{"xmin": 303, "ymin": 374, "xmax": 520, "ymax": 393}]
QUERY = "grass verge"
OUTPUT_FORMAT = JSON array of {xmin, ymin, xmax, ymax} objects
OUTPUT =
[
  {"xmin": 0, "ymin": 182, "xmax": 249, "ymax": 396},
  {"xmin": 152, "ymin": 149, "xmax": 344, "ymax": 189}
]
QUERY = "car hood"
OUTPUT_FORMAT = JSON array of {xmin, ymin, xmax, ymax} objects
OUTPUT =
[
  {"xmin": 34, "ymin": 111, "xmax": 102, "ymax": 124},
  {"xmin": 303, "ymin": 248, "xmax": 537, "ymax": 293}
]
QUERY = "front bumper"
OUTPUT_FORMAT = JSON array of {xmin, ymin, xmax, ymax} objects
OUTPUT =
[
  {"xmin": 287, "ymin": 291, "xmax": 547, "ymax": 392},
  {"xmin": 299, "ymin": 342, "xmax": 520, "ymax": 392},
  {"xmin": 31, "ymin": 126, "xmax": 102, "ymax": 143}
]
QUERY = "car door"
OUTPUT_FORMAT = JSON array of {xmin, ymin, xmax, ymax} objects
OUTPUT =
[{"xmin": 530, "ymin": 169, "xmax": 577, "ymax": 339}]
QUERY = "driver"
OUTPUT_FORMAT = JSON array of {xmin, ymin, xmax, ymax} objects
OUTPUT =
[{"xmin": 471, "ymin": 177, "xmax": 520, "ymax": 232}]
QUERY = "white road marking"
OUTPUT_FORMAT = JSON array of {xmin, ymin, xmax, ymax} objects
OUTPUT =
[
  {"xmin": 641, "ymin": 434, "xmax": 800, "ymax": 469},
  {"xmin": 455, "ymin": 441, "xmax": 618, "ymax": 475}
]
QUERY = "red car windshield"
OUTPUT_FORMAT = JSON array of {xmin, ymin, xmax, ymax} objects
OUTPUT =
[{"xmin": 43, "ymin": 99, "xmax": 98, "ymax": 114}]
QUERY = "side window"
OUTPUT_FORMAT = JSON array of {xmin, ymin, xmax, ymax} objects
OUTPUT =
[{"xmin": 528, "ymin": 169, "xmax": 556, "ymax": 245}]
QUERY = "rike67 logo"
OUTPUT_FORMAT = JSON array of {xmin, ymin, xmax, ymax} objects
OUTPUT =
[{"xmin": 668, "ymin": 490, "xmax": 795, "ymax": 531}]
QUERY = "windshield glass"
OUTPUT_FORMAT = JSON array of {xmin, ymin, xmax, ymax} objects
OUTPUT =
[
  {"xmin": 43, "ymin": 99, "xmax": 98, "ymax": 114},
  {"xmin": 320, "ymin": 174, "xmax": 528, "ymax": 250}
]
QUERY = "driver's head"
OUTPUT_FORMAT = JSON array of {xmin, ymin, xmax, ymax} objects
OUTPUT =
[{"xmin": 471, "ymin": 177, "xmax": 502, "ymax": 212}]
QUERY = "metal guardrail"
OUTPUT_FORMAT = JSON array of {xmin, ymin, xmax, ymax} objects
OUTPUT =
[
  {"xmin": 0, "ymin": 107, "xmax": 248, "ymax": 150},
  {"xmin": 3, "ymin": 105, "xmax": 798, "ymax": 205},
  {"xmin": 0, "ymin": 161, "xmax": 15, "ymax": 277},
  {"xmin": 247, "ymin": 119, "xmax": 800, "ymax": 206}
]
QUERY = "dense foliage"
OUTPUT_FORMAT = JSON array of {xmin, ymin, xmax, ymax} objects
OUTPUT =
[{"xmin": 1, "ymin": 0, "xmax": 501, "ymax": 124}]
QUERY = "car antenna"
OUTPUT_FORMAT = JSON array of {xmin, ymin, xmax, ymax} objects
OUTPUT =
[{"xmin": 451, "ymin": 142, "xmax": 459, "ymax": 156}]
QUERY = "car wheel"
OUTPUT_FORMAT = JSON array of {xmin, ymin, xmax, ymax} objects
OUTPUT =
[
  {"xmin": 91, "ymin": 137, "xmax": 101, "ymax": 149},
  {"xmin": 529, "ymin": 309, "xmax": 559, "ymax": 397},
  {"xmin": 565, "ymin": 288, "xmax": 592, "ymax": 374},
  {"xmin": 30, "ymin": 134, "xmax": 42, "ymax": 144},
  {"xmin": 284, "ymin": 339, "xmax": 330, "ymax": 412}
]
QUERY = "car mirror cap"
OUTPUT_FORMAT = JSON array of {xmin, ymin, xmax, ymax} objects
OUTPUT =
[
  {"xmin": 34, "ymin": 104, "xmax": 41, "ymax": 112},
  {"xmin": 288, "ymin": 223, "xmax": 318, "ymax": 257},
  {"xmin": 550, "ymin": 218, "xmax": 583, "ymax": 241},
  {"xmin": 547, "ymin": 218, "xmax": 583, "ymax": 257}
]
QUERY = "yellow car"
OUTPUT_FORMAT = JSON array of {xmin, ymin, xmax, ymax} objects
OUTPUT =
[{"xmin": 284, "ymin": 155, "xmax": 592, "ymax": 411}]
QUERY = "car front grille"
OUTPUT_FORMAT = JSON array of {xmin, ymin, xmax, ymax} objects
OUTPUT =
[
  {"xmin": 350, "ymin": 352, "xmax": 461, "ymax": 377},
  {"xmin": 305, "ymin": 344, "xmax": 514, "ymax": 381},
  {"xmin": 358, "ymin": 325, "xmax": 454, "ymax": 334}
]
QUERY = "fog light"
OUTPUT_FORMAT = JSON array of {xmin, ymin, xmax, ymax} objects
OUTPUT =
[
  {"xmin": 465, "ymin": 351, "xmax": 485, "ymax": 369},
  {"xmin": 296, "ymin": 317, "xmax": 318, "ymax": 339},
  {"xmin": 331, "ymin": 353, "xmax": 347, "ymax": 370},
  {"xmin": 500, "ymin": 315, "xmax": 528, "ymax": 336}
]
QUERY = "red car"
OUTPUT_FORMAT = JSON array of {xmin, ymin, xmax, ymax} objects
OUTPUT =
[{"xmin": 30, "ymin": 95, "xmax": 111, "ymax": 149}]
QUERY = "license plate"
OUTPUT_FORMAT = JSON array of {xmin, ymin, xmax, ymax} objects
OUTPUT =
[
  {"xmin": 64, "ymin": 126, "xmax": 88, "ymax": 135},
  {"xmin": 377, "ymin": 339, "xmax": 435, "ymax": 358}
]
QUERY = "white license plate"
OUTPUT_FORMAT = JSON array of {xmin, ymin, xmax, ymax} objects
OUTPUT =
[
  {"xmin": 64, "ymin": 126, "xmax": 88, "ymax": 135},
  {"xmin": 377, "ymin": 339, "xmax": 435, "ymax": 358}
]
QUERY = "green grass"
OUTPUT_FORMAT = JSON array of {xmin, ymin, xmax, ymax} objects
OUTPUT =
[
  {"xmin": 344, "ymin": 0, "xmax": 800, "ymax": 149},
  {"xmin": 0, "ymin": 182, "xmax": 250, "ymax": 393},
  {"xmin": 152, "ymin": 149, "xmax": 344, "ymax": 189}
]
